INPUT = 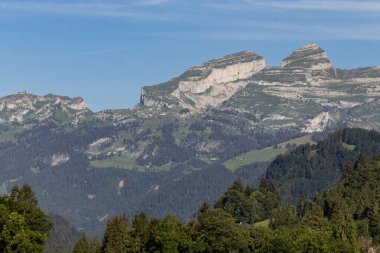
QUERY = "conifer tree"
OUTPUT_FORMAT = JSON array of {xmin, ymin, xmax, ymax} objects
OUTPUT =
[{"xmin": 100, "ymin": 215, "xmax": 128, "ymax": 253}]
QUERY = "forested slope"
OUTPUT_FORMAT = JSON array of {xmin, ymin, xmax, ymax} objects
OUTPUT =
[
  {"xmin": 266, "ymin": 128, "xmax": 380, "ymax": 203},
  {"xmin": 73, "ymin": 154, "xmax": 380, "ymax": 252}
]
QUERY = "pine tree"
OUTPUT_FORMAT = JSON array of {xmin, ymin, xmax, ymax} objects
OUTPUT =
[
  {"xmin": 128, "ymin": 213, "xmax": 150, "ymax": 252},
  {"xmin": 73, "ymin": 236, "xmax": 101, "ymax": 253},
  {"xmin": 231, "ymin": 178, "xmax": 244, "ymax": 193},
  {"xmin": 100, "ymin": 215, "xmax": 128, "ymax": 253}
]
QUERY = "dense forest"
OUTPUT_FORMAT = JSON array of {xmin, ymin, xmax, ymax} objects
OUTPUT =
[
  {"xmin": 71, "ymin": 154, "xmax": 380, "ymax": 252},
  {"xmin": 0, "ymin": 118, "xmax": 286, "ymax": 235},
  {"xmin": 266, "ymin": 128, "xmax": 380, "ymax": 203}
]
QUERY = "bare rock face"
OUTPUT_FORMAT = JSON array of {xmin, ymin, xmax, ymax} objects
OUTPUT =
[
  {"xmin": 175, "ymin": 51, "xmax": 265, "ymax": 94},
  {"xmin": 171, "ymin": 51, "xmax": 265, "ymax": 110},
  {"xmin": 141, "ymin": 51, "xmax": 265, "ymax": 112},
  {"xmin": 281, "ymin": 43, "xmax": 332, "ymax": 70},
  {"xmin": 138, "ymin": 43, "xmax": 379, "ymax": 127},
  {"xmin": 0, "ymin": 93, "xmax": 90, "ymax": 125}
]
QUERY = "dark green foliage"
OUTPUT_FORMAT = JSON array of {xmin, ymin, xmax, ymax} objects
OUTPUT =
[
  {"xmin": 72, "ymin": 236, "xmax": 101, "ymax": 253},
  {"xmin": 128, "ymin": 213, "xmax": 150, "ymax": 252},
  {"xmin": 135, "ymin": 164, "xmax": 237, "ymax": 222},
  {"xmin": 299, "ymin": 155, "xmax": 380, "ymax": 251},
  {"xmin": 214, "ymin": 179, "xmax": 282, "ymax": 223},
  {"xmin": 269, "ymin": 205, "xmax": 298, "ymax": 229},
  {"xmin": 100, "ymin": 215, "xmax": 129, "ymax": 253},
  {"xmin": 266, "ymin": 128, "xmax": 380, "ymax": 203},
  {"xmin": 0, "ymin": 118, "xmax": 289, "ymax": 235},
  {"xmin": 144, "ymin": 216, "xmax": 192, "ymax": 252},
  {"xmin": 0, "ymin": 185, "xmax": 51, "ymax": 253},
  {"xmin": 197, "ymin": 203, "xmax": 209, "ymax": 216},
  {"xmin": 195, "ymin": 208, "xmax": 250, "ymax": 252},
  {"xmin": 75, "ymin": 153, "xmax": 380, "ymax": 252}
]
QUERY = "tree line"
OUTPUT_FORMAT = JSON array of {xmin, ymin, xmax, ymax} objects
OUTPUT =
[{"xmin": 72, "ymin": 153, "xmax": 380, "ymax": 252}]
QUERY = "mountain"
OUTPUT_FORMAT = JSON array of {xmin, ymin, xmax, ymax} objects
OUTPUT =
[
  {"xmin": 280, "ymin": 43, "xmax": 332, "ymax": 69},
  {"xmin": 141, "ymin": 51, "xmax": 266, "ymax": 111},
  {"xmin": 0, "ymin": 93, "xmax": 91, "ymax": 125},
  {"xmin": 0, "ymin": 43, "xmax": 379, "ymax": 236},
  {"xmin": 141, "ymin": 43, "xmax": 380, "ymax": 133}
]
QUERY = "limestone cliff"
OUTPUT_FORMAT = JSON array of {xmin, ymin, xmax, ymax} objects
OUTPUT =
[{"xmin": 140, "ymin": 51, "xmax": 265, "ymax": 112}]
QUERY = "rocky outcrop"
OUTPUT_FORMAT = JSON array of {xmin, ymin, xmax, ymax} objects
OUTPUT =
[
  {"xmin": 281, "ymin": 43, "xmax": 332, "ymax": 70},
  {"xmin": 140, "ymin": 51, "xmax": 265, "ymax": 112},
  {"xmin": 171, "ymin": 51, "xmax": 265, "ymax": 110},
  {"xmin": 175, "ymin": 51, "xmax": 265, "ymax": 94},
  {"xmin": 0, "ymin": 93, "xmax": 90, "ymax": 125}
]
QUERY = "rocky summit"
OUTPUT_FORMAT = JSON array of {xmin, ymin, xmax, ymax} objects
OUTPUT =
[
  {"xmin": 141, "ymin": 51, "xmax": 266, "ymax": 111},
  {"xmin": 280, "ymin": 43, "xmax": 332, "ymax": 69},
  {"xmin": 0, "ymin": 43, "xmax": 379, "ymax": 236},
  {"xmin": 0, "ymin": 93, "xmax": 90, "ymax": 125},
  {"xmin": 140, "ymin": 43, "xmax": 380, "ymax": 132}
]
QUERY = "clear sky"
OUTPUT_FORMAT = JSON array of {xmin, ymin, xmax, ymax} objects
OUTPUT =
[{"xmin": 0, "ymin": 0, "xmax": 380, "ymax": 111}]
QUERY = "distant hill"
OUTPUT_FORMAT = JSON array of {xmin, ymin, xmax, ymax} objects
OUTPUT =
[{"xmin": 45, "ymin": 214, "xmax": 83, "ymax": 253}]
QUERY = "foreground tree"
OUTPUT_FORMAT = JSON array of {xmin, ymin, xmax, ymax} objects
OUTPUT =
[
  {"xmin": 72, "ymin": 236, "xmax": 101, "ymax": 253},
  {"xmin": 100, "ymin": 215, "xmax": 129, "ymax": 253},
  {"xmin": 196, "ymin": 208, "xmax": 250, "ymax": 252},
  {"xmin": 0, "ymin": 185, "xmax": 51, "ymax": 253}
]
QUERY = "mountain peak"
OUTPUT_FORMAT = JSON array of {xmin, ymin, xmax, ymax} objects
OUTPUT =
[
  {"xmin": 281, "ymin": 43, "xmax": 332, "ymax": 70},
  {"xmin": 170, "ymin": 51, "xmax": 265, "ymax": 110},
  {"xmin": 0, "ymin": 93, "xmax": 89, "ymax": 124},
  {"xmin": 141, "ymin": 51, "xmax": 266, "ymax": 111},
  {"xmin": 200, "ymin": 51, "xmax": 264, "ymax": 69}
]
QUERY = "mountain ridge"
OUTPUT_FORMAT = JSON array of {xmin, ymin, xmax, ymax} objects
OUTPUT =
[
  {"xmin": 1, "ymin": 42, "xmax": 379, "ymax": 118},
  {"xmin": 0, "ymin": 93, "xmax": 91, "ymax": 125},
  {"xmin": 0, "ymin": 44, "xmax": 379, "ymax": 235},
  {"xmin": 139, "ymin": 43, "xmax": 380, "ymax": 120}
]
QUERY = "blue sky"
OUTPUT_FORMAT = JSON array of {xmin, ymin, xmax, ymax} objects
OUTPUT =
[{"xmin": 0, "ymin": 0, "xmax": 380, "ymax": 111}]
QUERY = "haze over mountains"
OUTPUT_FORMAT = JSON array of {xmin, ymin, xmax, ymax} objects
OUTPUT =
[{"xmin": 0, "ymin": 43, "xmax": 379, "ymax": 235}]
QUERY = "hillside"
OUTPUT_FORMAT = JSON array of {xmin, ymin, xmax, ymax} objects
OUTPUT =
[
  {"xmin": 73, "ymin": 154, "xmax": 380, "ymax": 252},
  {"xmin": 0, "ymin": 43, "xmax": 379, "ymax": 235},
  {"xmin": 266, "ymin": 128, "xmax": 380, "ymax": 204}
]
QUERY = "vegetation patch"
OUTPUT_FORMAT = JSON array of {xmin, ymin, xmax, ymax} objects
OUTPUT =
[
  {"xmin": 253, "ymin": 219, "xmax": 270, "ymax": 228},
  {"xmin": 223, "ymin": 147, "xmax": 287, "ymax": 171},
  {"xmin": 30, "ymin": 167, "xmax": 41, "ymax": 174},
  {"xmin": 277, "ymin": 134, "xmax": 314, "ymax": 148},
  {"xmin": 90, "ymin": 157, "xmax": 135, "ymax": 170},
  {"xmin": 342, "ymin": 143, "xmax": 356, "ymax": 151},
  {"xmin": 90, "ymin": 156, "xmax": 173, "ymax": 172}
]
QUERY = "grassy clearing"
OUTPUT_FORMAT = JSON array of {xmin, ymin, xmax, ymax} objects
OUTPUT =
[
  {"xmin": 277, "ymin": 134, "xmax": 315, "ymax": 148},
  {"xmin": 253, "ymin": 219, "xmax": 270, "ymax": 228},
  {"xmin": 90, "ymin": 156, "xmax": 173, "ymax": 172},
  {"xmin": 90, "ymin": 157, "xmax": 135, "ymax": 170},
  {"xmin": 342, "ymin": 143, "xmax": 356, "ymax": 151},
  {"xmin": 0, "ymin": 128, "xmax": 24, "ymax": 142},
  {"xmin": 223, "ymin": 147, "xmax": 287, "ymax": 171}
]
